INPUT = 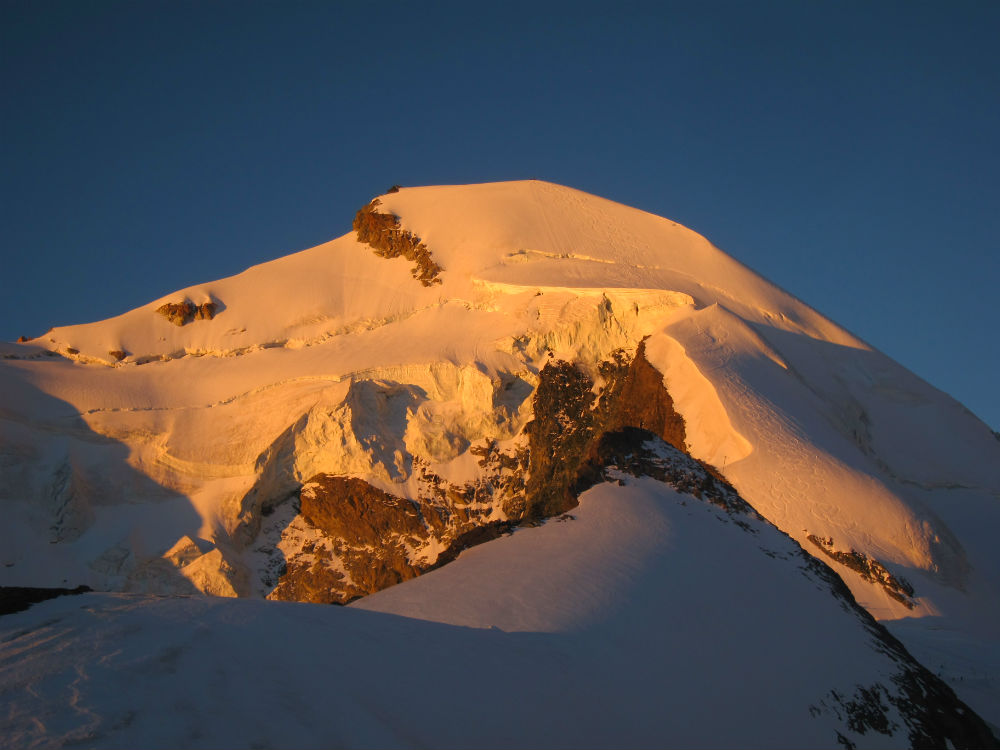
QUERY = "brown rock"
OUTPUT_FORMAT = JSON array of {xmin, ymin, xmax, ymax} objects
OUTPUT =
[
  {"xmin": 601, "ymin": 340, "xmax": 688, "ymax": 453},
  {"xmin": 194, "ymin": 301, "xmax": 217, "ymax": 320},
  {"xmin": 268, "ymin": 344, "xmax": 692, "ymax": 602},
  {"xmin": 300, "ymin": 476, "xmax": 428, "ymax": 545},
  {"xmin": 156, "ymin": 300, "xmax": 218, "ymax": 326},
  {"xmin": 353, "ymin": 199, "xmax": 443, "ymax": 286},
  {"xmin": 267, "ymin": 476, "xmax": 431, "ymax": 603},
  {"xmin": 807, "ymin": 534, "xmax": 916, "ymax": 607},
  {"xmin": 523, "ymin": 360, "xmax": 598, "ymax": 519},
  {"xmin": 270, "ymin": 559, "xmax": 356, "ymax": 605},
  {"xmin": 269, "ymin": 474, "xmax": 519, "ymax": 604},
  {"xmin": 522, "ymin": 342, "xmax": 688, "ymax": 520}
]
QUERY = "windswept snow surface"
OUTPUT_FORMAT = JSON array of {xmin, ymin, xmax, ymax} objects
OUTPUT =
[
  {"xmin": 0, "ymin": 477, "xmax": 961, "ymax": 749},
  {"xmin": 2, "ymin": 180, "xmax": 999, "ymax": 728}
]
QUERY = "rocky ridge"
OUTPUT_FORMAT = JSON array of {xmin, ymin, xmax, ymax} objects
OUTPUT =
[
  {"xmin": 807, "ymin": 534, "xmax": 917, "ymax": 608},
  {"xmin": 579, "ymin": 431, "xmax": 997, "ymax": 749},
  {"xmin": 353, "ymin": 198, "xmax": 443, "ymax": 286}
]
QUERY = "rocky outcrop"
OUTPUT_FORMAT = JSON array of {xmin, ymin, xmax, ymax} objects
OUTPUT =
[
  {"xmin": 258, "ymin": 341, "xmax": 691, "ymax": 602},
  {"xmin": 268, "ymin": 473, "xmax": 518, "ymax": 604},
  {"xmin": 599, "ymin": 342, "xmax": 687, "ymax": 451},
  {"xmin": 282, "ymin": 476, "xmax": 428, "ymax": 602},
  {"xmin": 300, "ymin": 476, "xmax": 432, "ymax": 548},
  {"xmin": 573, "ymin": 428, "xmax": 996, "ymax": 749},
  {"xmin": 156, "ymin": 300, "xmax": 217, "ymax": 326},
  {"xmin": 807, "ymin": 534, "xmax": 916, "ymax": 608},
  {"xmin": 815, "ymin": 670, "xmax": 998, "ymax": 749},
  {"xmin": 523, "ymin": 359, "xmax": 600, "ymax": 519},
  {"xmin": 574, "ymin": 427, "xmax": 756, "ymax": 518},
  {"xmin": 353, "ymin": 199, "xmax": 443, "ymax": 286},
  {"xmin": 469, "ymin": 439, "xmax": 529, "ymax": 519},
  {"xmin": 522, "ymin": 340, "xmax": 689, "ymax": 519},
  {"xmin": 809, "ymin": 571, "xmax": 998, "ymax": 748}
]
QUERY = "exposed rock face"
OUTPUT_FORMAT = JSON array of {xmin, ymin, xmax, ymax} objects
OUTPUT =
[
  {"xmin": 523, "ymin": 359, "xmax": 600, "ymax": 519},
  {"xmin": 600, "ymin": 341, "xmax": 688, "ymax": 452},
  {"xmin": 284, "ymin": 476, "xmax": 429, "ymax": 602},
  {"xmin": 574, "ymin": 427, "xmax": 755, "ymax": 518},
  {"xmin": 254, "ymin": 337, "xmax": 944, "ymax": 636},
  {"xmin": 300, "ymin": 476, "xmax": 431, "ymax": 547},
  {"xmin": 523, "ymin": 340, "xmax": 688, "ymax": 519},
  {"xmin": 470, "ymin": 439, "xmax": 529, "ymax": 519},
  {"xmin": 261, "ymin": 341, "xmax": 691, "ymax": 602},
  {"xmin": 807, "ymin": 534, "xmax": 916, "ymax": 608},
  {"xmin": 156, "ymin": 300, "xmax": 217, "ymax": 326},
  {"xmin": 353, "ymin": 199, "xmax": 443, "ymax": 286},
  {"xmin": 821, "ymin": 609, "xmax": 1000, "ymax": 749},
  {"xmin": 269, "ymin": 474, "xmax": 516, "ymax": 604}
]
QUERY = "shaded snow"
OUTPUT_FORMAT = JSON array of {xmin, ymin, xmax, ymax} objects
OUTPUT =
[{"xmin": 3, "ymin": 480, "xmax": 920, "ymax": 749}]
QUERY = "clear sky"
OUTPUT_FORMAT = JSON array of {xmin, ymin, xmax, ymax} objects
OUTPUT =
[{"xmin": 2, "ymin": 1, "xmax": 998, "ymax": 429}]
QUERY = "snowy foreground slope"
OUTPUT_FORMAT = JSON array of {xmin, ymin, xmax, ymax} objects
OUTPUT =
[
  {"xmin": 1, "ymin": 180, "xmax": 999, "ymax": 744},
  {"xmin": 2, "ymin": 446, "xmax": 996, "ymax": 749}
]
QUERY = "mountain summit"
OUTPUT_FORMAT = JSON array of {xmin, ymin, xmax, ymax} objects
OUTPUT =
[{"xmin": 2, "ymin": 181, "xmax": 998, "ymax": 748}]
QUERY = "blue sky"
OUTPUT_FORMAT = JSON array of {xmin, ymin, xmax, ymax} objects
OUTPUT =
[{"xmin": 2, "ymin": 1, "xmax": 998, "ymax": 429}]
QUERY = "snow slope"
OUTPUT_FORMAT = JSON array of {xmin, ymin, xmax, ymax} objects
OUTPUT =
[
  {"xmin": 1, "ymin": 180, "xmax": 998, "ymax": 729},
  {"xmin": 2, "ymin": 464, "xmax": 992, "ymax": 748}
]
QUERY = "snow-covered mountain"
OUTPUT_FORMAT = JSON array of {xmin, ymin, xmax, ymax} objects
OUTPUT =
[{"xmin": 1, "ymin": 180, "xmax": 998, "ymax": 747}]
